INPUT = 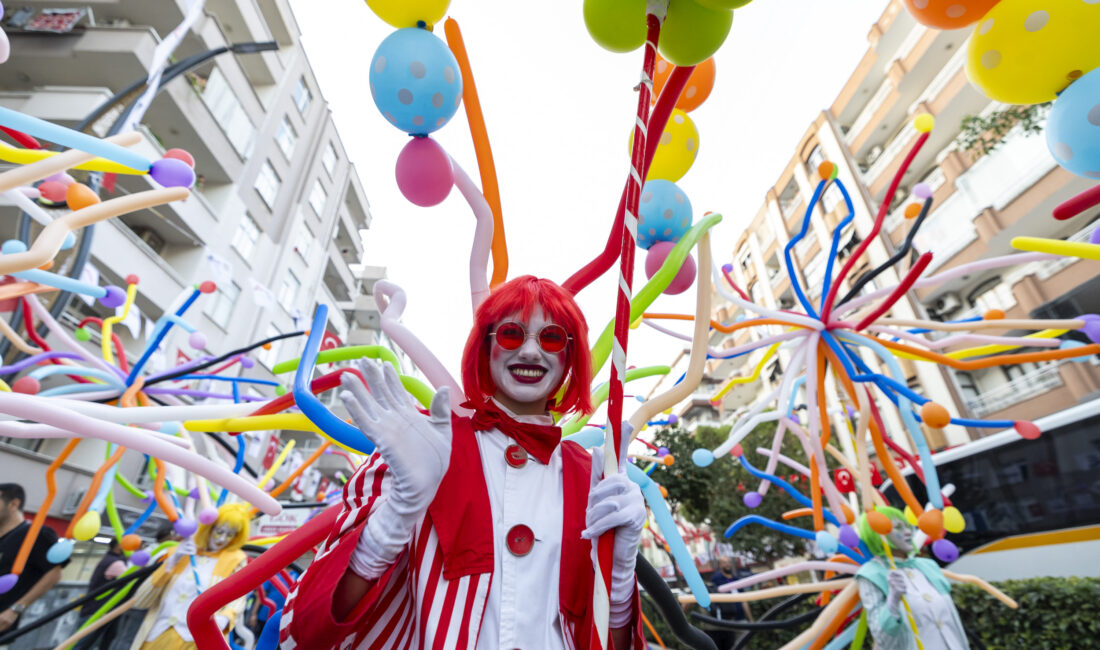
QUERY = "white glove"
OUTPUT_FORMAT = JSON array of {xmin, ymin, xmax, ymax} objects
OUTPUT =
[
  {"xmin": 886, "ymin": 570, "xmax": 907, "ymax": 616},
  {"xmin": 165, "ymin": 537, "xmax": 197, "ymax": 571},
  {"xmin": 341, "ymin": 360, "xmax": 452, "ymax": 580},
  {"xmin": 582, "ymin": 423, "xmax": 646, "ymax": 628}
]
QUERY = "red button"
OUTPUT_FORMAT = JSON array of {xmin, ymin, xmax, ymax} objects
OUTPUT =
[
  {"xmin": 506, "ymin": 524, "xmax": 534, "ymax": 556},
  {"xmin": 505, "ymin": 444, "xmax": 528, "ymax": 468}
]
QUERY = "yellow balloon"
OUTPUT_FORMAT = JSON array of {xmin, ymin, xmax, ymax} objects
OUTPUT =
[
  {"xmin": 943, "ymin": 506, "xmax": 966, "ymax": 533},
  {"xmin": 966, "ymin": 0, "xmax": 1100, "ymax": 105},
  {"xmin": 903, "ymin": 505, "xmax": 919, "ymax": 526},
  {"xmin": 635, "ymin": 109, "xmax": 698, "ymax": 182},
  {"xmin": 74, "ymin": 511, "xmax": 101, "ymax": 541},
  {"xmin": 366, "ymin": 0, "xmax": 450, "ymax": 29}
]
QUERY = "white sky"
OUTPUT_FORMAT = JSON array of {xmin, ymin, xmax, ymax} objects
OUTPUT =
[{"xmin": 286, "ymin": 0, "xmax": 887, "ymax": 415}]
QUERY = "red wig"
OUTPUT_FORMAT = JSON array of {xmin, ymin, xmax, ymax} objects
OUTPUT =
[{"xmin": 461, "ymin": 275, "xmax": 593, "ymax": 415}]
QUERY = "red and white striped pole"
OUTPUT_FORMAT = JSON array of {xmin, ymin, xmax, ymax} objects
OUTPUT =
[{"xmin": 594, "ymin": 4, "xmax": 666, "ymax": 647}]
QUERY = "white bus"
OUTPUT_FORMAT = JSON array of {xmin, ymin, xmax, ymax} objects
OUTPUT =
[{"xmin": 882, "ymin": 397, "xmax": 1100, "ymax": 581}]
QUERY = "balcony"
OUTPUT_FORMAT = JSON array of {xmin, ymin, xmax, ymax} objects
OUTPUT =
[{"xmin": 965, "ymin": 364, "xmax": 1063, "ymax": 418}]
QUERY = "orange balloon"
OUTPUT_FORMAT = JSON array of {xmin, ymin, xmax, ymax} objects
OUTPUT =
[
  {"xmin": 920, "ymin": 402, "xmax": 951, "ymax": 429},
  {"xmin": 918, "ymin": 508, "xmax": 944, "ymax": 537},
  {"xmin": 66, "ymin": 183, "xmax": 101, "ymax": 211},
  {"xmin": 866, "ymin": 510, "xmax": 893, "ymax": 535},
  {"xmin": 652, "ymin": 54, "xmax": 716, "ymax": 113},
  {"xmin": 121, "ymin": 534, "xmax": 142, "ymax": 552},
  {"xmin": 901, "ymin": 0, "xmax": 1000, "ymax": 30}
]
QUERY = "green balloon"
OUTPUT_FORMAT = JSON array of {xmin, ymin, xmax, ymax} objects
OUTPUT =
[
  {"xmin": 583, "ymin": 0, "xmax": 647, "ymax": 53},
  {"xmin": 695, "ymin": 0, "xmax": 753, "ymax": 9},
  {"xmin": 659, "ymin": 0, "xmax": 734, "ymax": 67}
]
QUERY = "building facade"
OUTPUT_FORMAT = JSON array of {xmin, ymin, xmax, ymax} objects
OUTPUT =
[{"xmin": 0, "ymin": 0, "xmax": 384, "ymax": 591}]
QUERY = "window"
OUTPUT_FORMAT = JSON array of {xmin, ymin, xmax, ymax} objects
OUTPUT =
[
  {"xmin": 255, "ymin": 161, "xmax": 280, "ymax": 207},
  {"xmin": 202, "ymin": 66, "xmax": 255, "ymax": 157},
  {"xmin": 275, "ymin": 116, "xmax": 297, "ymax": 159},
  {"xmin": 308, "ymin": 181, "xmax": 327, "ymax": 216},
  {"xmin": 204, "ymin": 280, "xmax": 241, "ymax": 329},
  {"xmin": 232, "ymin": 214, "xmax": 260, "ymax": 258},
  {"xmin": 278, "ymin": 269, "xmax": 301, "ymax": 307},
  {"xmin": 322, "ymin": 142, "xmax": 338, "ymax": 176},
  {"xmin": 293, "ymin": 77, "xmax": 312, "ymax": 114},
  {"xmin": 259, "ymin": 324, "xmax": 282, "ymax": 368},
  {"xmin": 293, "ymin": 220, "xmax": 313, "ymax": 260}
]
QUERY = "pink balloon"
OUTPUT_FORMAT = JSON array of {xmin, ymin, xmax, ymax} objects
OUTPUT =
[
  {"xmin": 395, "ymin": 136, "xmax": 453, "ymax": 207},
  {"xmin": 645, "ymin": 241, "xmax": 697, "ymax": 294}
]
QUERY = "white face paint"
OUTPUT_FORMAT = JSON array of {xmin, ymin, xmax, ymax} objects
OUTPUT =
[
  {"xmin": 207, "ymin": 523, "xmax": 238, "ymax": 552},
  {"xmin": 488, "ymin": 308, "xmax": 567, "ymax": 416},
  {"xmin": 885, "ymin": 516, "xmax": 914, "ymax": 554}
]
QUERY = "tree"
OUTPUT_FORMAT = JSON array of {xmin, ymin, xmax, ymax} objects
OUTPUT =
[{"xmin": 652, "ymin": 420, "xmax": 825, "ymax": 566}]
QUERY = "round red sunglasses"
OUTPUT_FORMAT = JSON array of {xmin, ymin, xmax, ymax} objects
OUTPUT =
[{"xmin": 490, "ymin": 321, "xmax": 571, "ymax": 353}]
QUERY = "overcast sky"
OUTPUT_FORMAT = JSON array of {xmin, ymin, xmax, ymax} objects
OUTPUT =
[{"xmin": 285, "ymin": 0, "xmax": 887, "ymax": 414}]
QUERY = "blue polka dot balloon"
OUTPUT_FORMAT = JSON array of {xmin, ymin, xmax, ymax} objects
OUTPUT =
[
  {"xmin": 1047, "ymin": 67, "xmax": 1100, "ymax": 180},
  {"xmin": 369, "ymin": 27, "xmax": 463, "ymax": 136},
  {"xmin": 637, "ymin": 179, "xmax": 692, "ymax": 250}
]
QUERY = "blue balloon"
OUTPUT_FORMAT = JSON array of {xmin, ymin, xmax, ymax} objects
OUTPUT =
[
  {"xmin": 637, "ymin": 180, "xmax": 692, "ymax": 250},
  {"xmin": 1047, "ymin": 67, "xmax": 1100, "ymax": 180},
  {"xmin": 47, "ymin": 538, "xmax": 74, "ymax": 564},
  {"xmin": 369, "ymin": 28, "xmax": 463, "ymax": 135},
  {"xmin": 691, "ymin": 448, "xmax": 714, "ymax": 467}
]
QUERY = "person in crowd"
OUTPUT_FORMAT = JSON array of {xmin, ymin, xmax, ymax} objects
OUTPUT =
[
  {"xmin": 705, "ymin": 556, "xmax": 753, "ymax": 649},
  {"xmin": 0, "ymin": 483, "xmax": 66, "ymax": 633},
  {"xmin": 73, "ymin": 538, "xmax": 128, "ymax": 649}
]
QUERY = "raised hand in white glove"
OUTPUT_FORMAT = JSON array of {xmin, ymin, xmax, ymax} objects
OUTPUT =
[
  {"xmin": 166, "ymin": 537, "xmax": 197, "ymax": 570},
  {"xmin": 340, "ymin": 360, "xmax": 452, "ymax": 580},
  {"xmin": 886, "ymin": 570, "xmax": 908, "ymax": 616},
  {"xmin": 582, "ymin": 423, "xmax": 646, "ymax": 628}
]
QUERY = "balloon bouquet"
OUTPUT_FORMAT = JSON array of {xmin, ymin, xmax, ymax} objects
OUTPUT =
[{"xmin": 903, "ymin": 0, "xmax": 1100, "ymax": 257}]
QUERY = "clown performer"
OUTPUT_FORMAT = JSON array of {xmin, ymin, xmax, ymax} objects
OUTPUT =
[
  {"xmin": 281, "ymin": 276, "xmax": 648, "ymax": 649},
  {"xmin": 130, "ymin": 504, "xmax": 251, "ymax": 650},
  {"xmin": 855, "ymin": 506, "xmax": 974, "ymax": 650}
]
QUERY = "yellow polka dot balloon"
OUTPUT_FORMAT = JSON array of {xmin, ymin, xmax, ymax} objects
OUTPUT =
[
  {"xmin": 642, "ymin": 109, "xmax": 699, "ymax": 182},
  {"xmin": 966, "ymin": 0, "xmax": 1100, "ymax": 105}
]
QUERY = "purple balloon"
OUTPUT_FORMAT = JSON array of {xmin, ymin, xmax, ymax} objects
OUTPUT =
[
  {"xmin": 721, "ymin": 263, "xmax": 734, "ymax": 273},
  {"xmin": 131, "ymin": 550, "xmax": 151, "ymax": 566},
  {"xmin": 188, "ymin": 486, "xmax": 201, "ymax": 499},
  {"xmin": 1091, "ymin": 226, "xmax": 1100, "ymax": 246},
  {"xmin": 198, "ymin": 507, "xmax": 219, "ymax": 525},
  {"xmin": 240, "ymin": 356, "xmax": 255, "ymax": 369},
  {"xmin": 838, "ymin": 524, "xmax": 861, "ymax": 549},
  {"xmin": 0, "ymin": 574, "xmax": 17, "ymax": 594},
  {"xmin": 743, "ymin": 491, "xmax": 763, "ymax": 508},
  {"xmin": 189, "ymin": 331, "xmax": 207, "ymax": 350},
  {"xmin": 789, "ymin": 413, "xmax": 801, "ymax": 425},
  {"xmin": 657, "ymin": 447, "xmax": 670, "ymax": 458},
  {"xmin": 150, "ymin": 158, "xmax": 196, "ymax": 189},
  {"xmin": 99, "ymin": 285, "xmax": 127, "ymax": 309},
  {"xmin": 174, "ymin": 518, "xmax": 198, "ymax": 538},
  {"xmin": 932, "ymin": 538, "xmax": 959, "ymax": 563},
  {"xmin": 1078, "ymin": 314, "xmax": 1100, "ymax": 345},
  {"xmin": 668, "ymin": 414, "xmax": 679, "ymax": 425},
  {"xmin": 913, "ymin": 182, "xmax": 933, "ymax": 200}
]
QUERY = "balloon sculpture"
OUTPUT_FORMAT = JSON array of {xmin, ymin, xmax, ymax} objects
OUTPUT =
[{"xmin": 0, "ymin": 0, "xmax": 1096, "ymax": 648}]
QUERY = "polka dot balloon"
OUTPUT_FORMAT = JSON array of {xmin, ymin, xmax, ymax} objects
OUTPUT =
[
  {"xmin": 965, "ymin": 0, "xmax": 1100, "ymax": 105},
  {"xmin": 652, "ymin": 54, "xmax": 715, "ymax": 113},
  {"xmin": 637, "ymin": 179, "xmax": 693, "ymax": 250},
  {"xmin": 644, "ymin": 108, "xmax": 699, "ymax": 182},
  {"xmin": 1047, "ymin": 67, "xmax": 1100, "ymax": 179},
  {"xmin": 902, "ymin": 0, "xmax": 1000, "ymax": 30},
  {"xmin": 369, "ymin": 27, "xmax": 463, "ymax": 135}
]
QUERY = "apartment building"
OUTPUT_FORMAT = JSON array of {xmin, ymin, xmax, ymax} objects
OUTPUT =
[
  {"xmin": 670, "ymin": 0, "xmax": 1100, "ymax": 447},
  {"xmin": 0, "ymin": 1, "xmax": 384, "ymax": 587}
]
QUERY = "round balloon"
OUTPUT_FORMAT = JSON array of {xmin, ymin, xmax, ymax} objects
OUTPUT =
[
  {"xmin": 902, "ymin": 0, "xmax": 1000, "ymax": 30},
  {"xmin": 652, "ymin": 54, "xmax": 716, "ymax": 113},
  {"xmin": 637, "ymin": 180, "xmax": 693, "ymax": 249},
  {"xmin": 659, "ymin": 0, "xmax": 733, "ymax": 67},
  {"xmin": 696, "ymin": 0, "xmax": 753, "ymax": 8},
  {"xmin": 370, "ymin": 28, "xmax": 463, "ymax": 135},
  {"xmin": 396, "ymin": 136, "xmax": 454, "ymax": 207},
  {"xmin": 583, "ymin": 0, "xmax": 647, "ymax": 53},
  {"xmin": 1046, "ymin": 67, "xmax": 1100, "ymax": 179},
  {"xmin": 645, "ymin": 241, "xmax": 697, "ymax": 294},
  {"xmin": 366, "ymin": 0, "xmax": 450, "ymax": 29},
  {"xmin": 966, "ymin": 0, "xmax": 1100, "ymax": 105},
  {"xmin": 644, "ymin": 109, "xmax": 699, "ymax": 182}
]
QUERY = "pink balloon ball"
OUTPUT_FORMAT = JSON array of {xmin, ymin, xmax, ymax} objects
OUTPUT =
[
  {"xmin": 198, "ymin": 507, "xmax": 219, "ymax": 525},
  {"xmin": 395, "ymin": 136, "xmax": 453, "ymax": 207},
  {"xmin": 189, "ymin": 331, "xmax": 207, "ymax": 350},
  {"xmin": 12, "ymin": 376, "xmax": 40, "ymax": 395},
  {"xmin": 44, "ymin": 172, "xmax": 75, "ymax": 187},
  {"xmin": 644, "ymin": 242, "xmax": 697, "ymax": 295},
  {"xmin": 38, "ymin": 180, "xmax": 67, "ymax": 203}
]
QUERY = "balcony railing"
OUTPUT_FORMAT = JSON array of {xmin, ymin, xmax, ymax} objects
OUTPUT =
[
  {"xmin": 965, "ymin": 364, "xmax": 1063, "ymax": 417},
  {"xmin": 848, "ymin": 77, "xmax": 894, "ymax": 145}
]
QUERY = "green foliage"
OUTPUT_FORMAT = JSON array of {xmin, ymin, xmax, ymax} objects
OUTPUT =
[
  {"xmin": 956, "ymin": 103, "xmax": 1050, "ymax": 159},
  {"xmin": 952, "ymin": 577, "xmax": 1100, "ymax": 649},
  {"xmin": 653, "ymin": 421, "xmax": 825, "ymax": 564}
]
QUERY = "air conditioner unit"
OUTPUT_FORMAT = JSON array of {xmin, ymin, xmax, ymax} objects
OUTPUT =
[
  {"xmin": 865, "ymin": 145, "xmax": 884, "ymax": 166},
  {"xmin": 934, "ymin": 293, "xmax": 963, "ymax": 315},
  {"xmin": 62, "ymin": 489, "xmax": 86, "ymax": 515}
]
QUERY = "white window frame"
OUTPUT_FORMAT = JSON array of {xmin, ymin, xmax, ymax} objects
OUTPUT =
[
  {"xmin": 308, "ymin": 181, "xmax": 327, "ymax": 216},
  {"xmin": 204, "ymin": 280, "xmax": 241, "ymax": 329},
  {"xmin": 255, "ymin": 161, "xmax": 280, "ymax": 208},
  {"xmin": 232, "ymin": 214, "xmax": 260, "ymax": 259},
  {"xmin": 275, "ymin": 115, "xmax": 297, "ymax": 160}
]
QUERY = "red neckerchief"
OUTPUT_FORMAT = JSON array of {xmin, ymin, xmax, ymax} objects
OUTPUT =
[{"xmin": 463, "ymin": 400, "xmax": 562, "ymax": 464}]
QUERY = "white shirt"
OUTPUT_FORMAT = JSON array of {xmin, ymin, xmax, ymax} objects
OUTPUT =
[
  {"xmin": 858, "ymin": 559, "xmax": 968, "ymax": 650},
  {"xmin": 474, "ymin": 408, "xmax": 568, "ymax": 650},
  {"xmin": 147, "ymin": 554, "xmax": 226, "ymax": 643}
]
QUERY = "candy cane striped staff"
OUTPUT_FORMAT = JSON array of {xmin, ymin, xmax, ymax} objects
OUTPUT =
[{"xmin": 594, "ymin": 2, "xmax": 668, "ymax": 647}]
